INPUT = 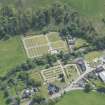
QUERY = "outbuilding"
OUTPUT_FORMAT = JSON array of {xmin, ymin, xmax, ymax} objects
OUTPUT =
[{"xmin": 99, "ymin": 71, "xmax": 105, "ymax": 82}]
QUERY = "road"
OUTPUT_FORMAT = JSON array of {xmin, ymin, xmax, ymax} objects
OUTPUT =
[{"xmin": 50, "ymin": 87, "xmax": 83, "ymax": 99}]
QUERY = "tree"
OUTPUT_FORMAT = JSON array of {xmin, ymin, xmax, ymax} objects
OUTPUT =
[
  {"xmin": 46, "ymin": 54, "xmax": 57, "ymax": 66},
  {"xmin": 5, "ymin": 96, "xmax": 12, "ymax": 105},
  {"xmin": 18, "ymin": 72, "xmax": 29, "ymax": 81},
  {"xmin": 57, "ymin": 51, "xmax": 64, "ymax": 59},
  {"xmin": 26, "ymin": 59, "xmax": 35, "ymax": 69},
  {"xmin": 21, "ymin": 63, "xmax": 30, "ymax": 71},
  {"xmin": 84, "ymin": 83, "xmax": 92, "ymax": 93},
  {"xmin": 18, "ymin": 14, "xmax": 31, "ymax": 34},
  {"xmin": 27, "ymin": 78, "xmax": 41, "ymax": 87},
  {"xmin": 0, "ymin": 6, "xmax": 14, "ymax": 17},
  {"xmin": 31, "ymin": 94, "xmax": 45, "ymax": 104},
  {"xmin": 51, "ymin": 2, "xmax": 64, "ymax": 24},
  {"xmin": 15, "ymin": 96, "xmax": 20, "ymax": 105},
  {"xmin": 4, "ymin": 89, "xmax": 10, "ymax": 98}
]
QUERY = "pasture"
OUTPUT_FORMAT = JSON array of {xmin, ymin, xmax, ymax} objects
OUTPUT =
[
  {"xmin": 56, "ymin": 91, "xmax": 105, "ymax": 105},
  {"xmin": 22, "ymin": 32, "xmax": 68, "ymax": 58},
  {"xmin": 0, "ymin": 36, "xmax": 27, "ymax": 76}
]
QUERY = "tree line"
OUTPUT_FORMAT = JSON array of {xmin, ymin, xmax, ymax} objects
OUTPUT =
[{"xmin": 0, "ymin": 2, "xmax": 105, "ymax": 49}]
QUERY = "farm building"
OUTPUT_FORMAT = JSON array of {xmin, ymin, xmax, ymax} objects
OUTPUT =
[
  {"xmin": 67, "ymin": 36, "xmax": 75, "ymax": 53},
  {"xmin": 48, "ymin": 84, "xmax": 59, "ymax": 95},
  {"xmin": 76, "ymin": 58, "xmax": 86, "ymax": 72},
  {"xmin": 99, "ymin": 71, "xmax": 105, "ymax": 82}
]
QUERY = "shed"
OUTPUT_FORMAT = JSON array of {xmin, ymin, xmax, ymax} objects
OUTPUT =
[{"xmin": 99, "ymin": 71, "xmax": 105, "ymax": 82}]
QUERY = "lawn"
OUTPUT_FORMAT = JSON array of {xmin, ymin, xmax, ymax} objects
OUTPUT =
[
  {"xmin": 0, "ymin": 36, "xmax": 27, "ymax": 76},
  {"xmin": 56, "ymin": 91, "xmax": 105, "ymax": 105}
]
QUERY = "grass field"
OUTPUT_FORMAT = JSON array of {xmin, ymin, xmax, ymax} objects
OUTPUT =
[
  {"xmin": 0, "ymin": 36, "xmax": 27, "ymax": 76},
  {"xmin": 56, "ymin": 91, "xmax": 105, "ymax": 105},
  {"xmin": 63, "ymin": 0, "xmax": 105, "ymax": 18}
]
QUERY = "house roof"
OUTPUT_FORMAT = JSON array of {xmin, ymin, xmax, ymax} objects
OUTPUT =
[{"xmin": 99, "ymin": 71, "xmax": 105, "ymax": 82}]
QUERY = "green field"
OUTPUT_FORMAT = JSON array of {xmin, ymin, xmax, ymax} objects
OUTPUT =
[
  {"xmin": 63, "ymin": 0, "xmax": 105, "ymax": 18},
  {"xmin": 56, "ymin": 91, "xmax": 105, "ymax": 105},
  {"xmin": 0, "ymin": 36, "xmax": 27, "ymax": 76},
  {"xmin": 0, "ymin": 0, "xmax": 105, "ymax": 104}
]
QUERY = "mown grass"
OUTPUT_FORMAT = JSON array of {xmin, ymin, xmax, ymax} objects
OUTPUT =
[
  {"xmin": 56, "ymin": 91, "xmax": 105, "ymax": 105},
  {"xmin": 0, "ymin": 36, "xmax": 27, "ymax": 76}
]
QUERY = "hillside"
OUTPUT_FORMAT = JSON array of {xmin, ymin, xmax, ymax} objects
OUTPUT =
[
  {"xmin": 0, "ymin": 1, "xmax": 105, "ymax": 105},
  {"xmin": 0, "ymin": 0, "xmax": 105, "ymax": 18}
]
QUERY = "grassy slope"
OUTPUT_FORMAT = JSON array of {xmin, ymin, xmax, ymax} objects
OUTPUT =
[
  {"xmin": 56, "ymin": 91, "xmax": 105, "ymax": 105},
  {"xmin": 0, "ymin": 36, "xmax": 27, "ymax": 76},
  {"xmin": 0, "ymin": 0, "xmax": 105, "ymax": 104}
]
